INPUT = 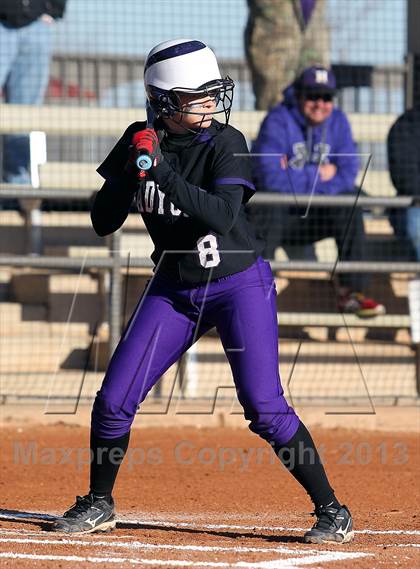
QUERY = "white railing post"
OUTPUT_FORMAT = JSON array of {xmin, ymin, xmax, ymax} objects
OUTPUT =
[{"xmin": 21, "ymin": 131, "xmax": 47, "ymax": 255}]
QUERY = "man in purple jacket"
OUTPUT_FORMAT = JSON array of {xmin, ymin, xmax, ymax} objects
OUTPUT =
[{"xmin": 251, "ymin": 66, "xmax": 385, "ymax": 317}]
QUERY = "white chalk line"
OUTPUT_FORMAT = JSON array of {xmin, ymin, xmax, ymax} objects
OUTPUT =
[
  {"xmin": 0, "ymin": 551, "xmax": 371, "ymax": 568},
  {"xmin": 117, "ymin": 517, "xmax": 420, "ymax": 537},
  {"xmin": 0, "ymin": 552, "xmax": 248, "ymax": 567},
  {"xmin": 377, "ymin": 543, "xmax": 420, "ymax": 548},
  {"xmin": 0, "ymin": 536, "xmax": 320, "ymax": 555},
  {"xmin": 0, "ymin": 533, "xmax": 373, "ymax": 568},
  {"xmin": 0, "ymin": 536, "xmax": 373, "ymax": 563},
  {"xmin": 1, "ymin": 512, "xmax": 419, "ymax": 536}
]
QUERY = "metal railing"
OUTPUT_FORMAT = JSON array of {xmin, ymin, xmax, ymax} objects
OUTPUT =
[
  {"xmin": 1, "ymin": 187, "xmax": 419, "ymax": 350},
  {"xmin": 1, "ymin": 187, "xmax": 419, "ymax": 398}
]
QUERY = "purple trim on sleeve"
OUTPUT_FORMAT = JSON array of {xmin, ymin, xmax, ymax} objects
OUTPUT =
[
  {"xmin": 214, "ymin": 177, "xmax": 256, "ymax": 191},
  {"xmin": 196, "ymin": 129, "xmax": 216, "ymax": 147}
]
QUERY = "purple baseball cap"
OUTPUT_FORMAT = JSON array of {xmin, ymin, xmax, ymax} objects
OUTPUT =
[{"xmin": 295, "ymin": 66, "xmax": 337, "ymax": 94}]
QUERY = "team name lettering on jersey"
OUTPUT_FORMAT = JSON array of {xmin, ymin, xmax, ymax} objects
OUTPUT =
[
  {"xmin": 135, "ymin": 180, "xmax": 221, "ymax": 268},
  {"xmin": 135, "ymin": 181, "xmax": 189, "ymax": 218},
  {"xmin": 289, "ymin": 142, "xmax": 331, "ymax": 170}
]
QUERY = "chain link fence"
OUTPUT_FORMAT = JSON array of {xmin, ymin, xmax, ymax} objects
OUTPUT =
[{"xmin": 0, "ymin": 0, "xmax": 419, "ymax": 408}]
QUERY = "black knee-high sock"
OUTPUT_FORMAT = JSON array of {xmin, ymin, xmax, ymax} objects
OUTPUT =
[
  {"xmin": 90, "ymin": 431, "xmax": 130, "ymax": 497},
  {"xmin": 274, "ymin": 421, "xmax": 340, "ymax": 509}
]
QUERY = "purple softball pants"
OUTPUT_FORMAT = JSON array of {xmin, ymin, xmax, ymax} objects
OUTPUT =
[{"xmin": 91, "ymin": 257, "xmax": 300, "ymax": 445}]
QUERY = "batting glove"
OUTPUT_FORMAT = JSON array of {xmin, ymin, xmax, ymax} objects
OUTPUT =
[{"xmin": 129, "ymin": 128, "xmax": 163, "ymax": 171}]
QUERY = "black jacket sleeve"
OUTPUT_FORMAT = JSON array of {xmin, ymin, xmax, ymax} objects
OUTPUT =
[
  {"xmin": 96, "ymin": 121, "xmax": 146, "ymax": 180},
  {"xmin": 91, "ymin": 121, "xmax": 146, "ymax": 236},
  {"xmin": 90, "ymin": 176, "xmax": 138, "ymax": 236},
  {"xmin": 46, "ymin": 1, "xmax": 67, "ymax": 19},
  {"xmin": 151, "ymin": 160, "xmax": 244, "ymax": 235},
  {"xmin": 388, "ymin": 110, "xmax": 420, "ymax": 198},
  {"xmin": 150, "ymin": 127, "xmax": 254, "ymax": 235}
]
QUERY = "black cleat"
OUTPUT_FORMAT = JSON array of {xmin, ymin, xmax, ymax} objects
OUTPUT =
[
  {"xmin": 304, "ymin": 504, "xmax": 354, "ymax": 544},
  {"xmin": 51, "ymin": 494, "xmax": 116, "ymax": 535}
]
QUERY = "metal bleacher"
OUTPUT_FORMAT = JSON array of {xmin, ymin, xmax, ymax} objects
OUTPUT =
[
  {"xmin": 0, "ymin": 107, "xmax": 398, "ymax": 196},
  {"xmin": 0, "ymin": 103, "xmax": 419, "ymax": 403}
]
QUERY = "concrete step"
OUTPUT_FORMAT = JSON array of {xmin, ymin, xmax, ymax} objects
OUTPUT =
[
  {"xmin": 10, "ymin": 271, "xmax": 100, "ymax": 304},
  {"xmin": 22, "ymin": 211, "xmax": 146, "ymax": 229},
  {"xmin": 0, "ymin": 327, "xmax": 417, "ymax": 400},
  {"xmin": 43, "ymin": 232, "xmax": 154, "ymax": 258},
  {"xmin": 1, "ymin": 301, "xmax": 47, "ymax": 322},
  {"xmin": 0, "ymin": 335, "xmax": 91, "ymax": 372},
  {"xmin": 37, "ymin": 161, "xmax": 396, "ymax": 199},
  {"xmin": 0, "ymin": 370, "xmax": 104, "ymax": 402},
  {"xmin": 278, "ymin": 312, "xmax": 410, "ymax": 328},
  {"xmin": 1, "ymin": 339, "xmax": 416, "ymax": 401},
  {"xmin": 0, "ymin": 104, "xmax": 396, "ymax": 141},
  {"xmin": 39, "ymin": 162, "xmax": 101, "ymax": 190},
  {"xmin": 1, "ymin": 302, "xmax": 91, "ymax": 335},
  {"xmin": 43, "ymin": 245, "xmax": 110, "ymax": 257}
]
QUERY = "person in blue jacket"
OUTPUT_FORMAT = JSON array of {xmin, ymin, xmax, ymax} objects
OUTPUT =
[
  {"xmin": 0, "ymin": 0, "xmax": 67, "ymax": 187},
  {"xmin": 250, "ymin": 65, "xmax": 385, "ymax": 317}
]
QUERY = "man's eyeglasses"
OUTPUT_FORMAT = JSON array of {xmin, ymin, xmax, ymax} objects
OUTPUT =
[{"xmin": 305, "ymin": 93, "xmax": 334, "ymax": 102}]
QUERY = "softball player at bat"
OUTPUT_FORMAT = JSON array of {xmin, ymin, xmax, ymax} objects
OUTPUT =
[{"xmin": 52, "ymin": 39, "xmax": 353, "ymax": 544}]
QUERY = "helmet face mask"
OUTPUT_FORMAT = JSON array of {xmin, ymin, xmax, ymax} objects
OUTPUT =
[
  {"xmin": 147, "ymin": 78, "xmax": 234, "ymax": 127},
  {"xmin": 144, "ymin": 40, "xmax": 234, "ymax": 130}
]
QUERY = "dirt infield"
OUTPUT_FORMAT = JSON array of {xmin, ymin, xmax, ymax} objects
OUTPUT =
[{"xmin": 0, "ymin": 424, "xmax": 419, "ymax": 568}]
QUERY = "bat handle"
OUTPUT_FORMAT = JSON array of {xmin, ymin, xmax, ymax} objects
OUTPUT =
[
  {"xmin": 136, "ymin": 154, "xmax": 153, "ymax": 170},
  {"xmin": 135, "ymin": 103, "xmax": 156, "ymax": 170}
]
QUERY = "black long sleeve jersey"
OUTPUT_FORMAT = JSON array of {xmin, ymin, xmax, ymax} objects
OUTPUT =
[
  {"xmin": 0, "ymin": 1, "xmax": 66, "ymax": 27},
  {"xmin": 92, "ymin": 119, "xmax": 263, "ymax": 284},
  {"xmin": 387, "ymin": 108, "xmax": 420, "ymax": 199}
]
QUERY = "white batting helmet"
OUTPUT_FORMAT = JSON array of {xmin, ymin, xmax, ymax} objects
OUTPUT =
[{"xmin": 144, "ymin": 39, "xmax": 234, "ymax": 125}]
